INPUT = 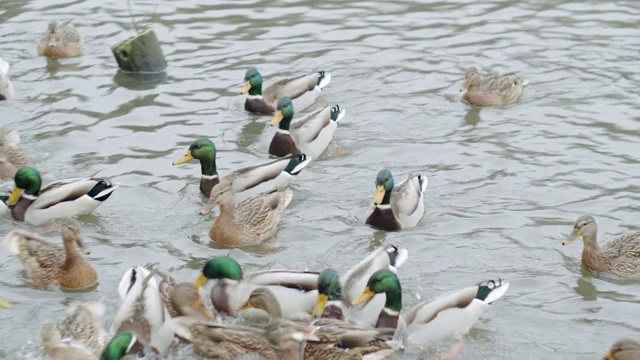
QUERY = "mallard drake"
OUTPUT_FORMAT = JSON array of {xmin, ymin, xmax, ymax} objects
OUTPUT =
[
  {"xmin": 194, "ymin": 256, "xmax": 319, "ymax": 322},
  {"xmin": 0, "ymin": 57, "xmax": 15, "ymax": 100},
  {"xmin": 459, "ymin": 66, "xmax": 528, "ymax": 107},
  {"xmin": 54, "ymin": 301, "xmax": 104, "ymax": 354},
  {"xmin": 563, "ymin": 215, "xmax": 640, "ymax": 277},
  {"xmin": 313, "ymin": 244, "xmax": 409, "ymax": 328},
  {"xmin": 605, "ymin": 339, "xmax": 640, "ymax": 360},
  {"xmin": 3, "ymin": 219, "xmax": 97, "ymax": 289},
  {"xmin": 6, "ymin": 167, "xmax": 117, "ymax": 225},
  {"xmin": 241, "ymin": 288, "xmax": 396, "ymax": 360},
  {"xmin": 241, "ymin": 67, "xmax": 331, "ymax": 115},
  {"xmin": 0, "ymin": 128, "xmax": 31, "ymax": 179},
  {"xmin": 269, "ymin": 97, "xmax": 346, "ymax": 159},
  {"xmin": 111, "ymin": 267, "xmax": 174, "ymax": 356},
  {"xmin": 99, "ymin": 332, "xmax": 139, "ymax": 360},
  {"xmin": 353, "ymin": 270, "xmax": 509, "ymax": 345},
  {"xmin": 365, "ymin": 169, "xmax": 428, "ymax": 231},
  {"xmin": 172, "ymin": 138, "xmax": 310, "ymax": 200},
  {"xmin": 37, "ymin": 20, "xmax": 84, "ymax": 58},
  {"xmin": 40, "ymin": 323, "xmax": 97, "ymax": 360},
  {"xmin": 208, "ymin": 186, "xmax": 293, "ymax": 247}
]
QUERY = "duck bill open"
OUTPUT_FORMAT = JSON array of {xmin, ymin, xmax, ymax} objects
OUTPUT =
[
  {"xmin": 173, "ymin": 150, "xmax": 194, "ymax": 165},
  {"xmin": 312, "ymin": 294, "xmax": 328, "ymax": 317},
  {"xmin": 373, "ymin": 185, "xmax": 386, "ymax": 205},
  {"xmin": 272, "ymin": 110, "xmax": 284, "ymax": 126},
  {"xmin": 352, "ymin": 287, "xmax": 375, "ymax": 306},
  {"xmin": 7, "ymin": 187, "xmax": 24, "ymax": 205},
  {"xmin": 241, "ymin": 81, "xmax": 251, "ymax": 94},
  {"xmin": 562, "ymin": 229, "xmax": 579, "ymax": 246}
]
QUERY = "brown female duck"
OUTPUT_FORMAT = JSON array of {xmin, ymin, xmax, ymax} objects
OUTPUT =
[
  {"xmin": 37, "ymin": 20, "xmax": 84, "ymax": 58},
  {"xmin": 459, "ymin": 66, "xmax": 528, "ymax": 106},
  {"xmin": 3, "ymin": 219, "xmax": 98, "ymax": 289},
  {"xmin": 563, "ymin": 215, "xmax": 640, "ymax": 277},
  {"xmin": 605, "ymin": 339, "xmax": 640, "ymax": 360}
]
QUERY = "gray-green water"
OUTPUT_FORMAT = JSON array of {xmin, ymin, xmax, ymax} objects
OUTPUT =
[{"xmin": 1, "ymin": 0, "xmax": 640, "ymax": 359}]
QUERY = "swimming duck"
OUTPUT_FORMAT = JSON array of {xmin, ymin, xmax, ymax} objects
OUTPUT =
[
  {"xmin": 365, "ymin": 169, "xmax": 428, "ymax": 231},
  {"xmin": 0, "ymin": 57, "xmax": 15, "ymax": 100},
  {"xmin": 563, "ymin": 215, "xmax": 640, "ymax": 277},
  {"xmin": 3, "ymin": 219, "xmax": 97, "ymax": 290},
  {"xmin": 241, "ymin": 67, "xmax": 331, "ymax": 115},
  {"xmin": 40, "ymin": 323, "xmax": 97, "ymax": 360},
  {"xmin": 605, "ymin": 339, "xmax": 640, "ymax": 360},
  {"xmin": 194, "ymin": 256, "xmax": 319, "ymax": 322},
  {"xmin": 353, "ymin": 270, "xmax": 509, "ymax": 345},
  {"xmin": 459, "ymin": 66, "xmax": 528, "ymax": 107},
  {"xmin": 241, "ymin": 288, "xmax": 396, "ymax": 360},
  {"xmin": 269, "ymin": 97, "xmax": 346, "ymax": 159},
  {"xmin": 172, "ymin": 138, "xmax": 310, "ymax": 200},
  {"xmin": 37, "ymin": 20, "xmax": 84, "ymax": 58},
  {"xmin": 150, "ymin": 268, "xmax": 214, "ymax": 319},
  {"xmin": 6, "ymin": 167, "xmax": 117, "ymax": 225},
  {"xmin": 313, "ymin": 244, "xmax": 409, "ymax": 328},
  {"xmin": 54, "ymin": 301, "xmax": 104, "ymax": 354},
  {"xmin": 0, "ymin": 129, "xmax": 31, "ymax": 179},
  {"xmin": 208, "ymin": 187, "xmax": 293, "ymax": 247},
  {"xmin": 111, "ymin": 268, "xmax": 174, "ymax": 356}
]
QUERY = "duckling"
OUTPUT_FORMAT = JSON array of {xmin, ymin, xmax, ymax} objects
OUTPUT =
[
  {"xmin": 37, "ymin": 20, "xmax": 84, "ymax": 58},
  {"xmin": 365, "ymin": 169, "xmax": 428, "ymax": 231},
  {"xmin": 242, "ymin": 67, "xmax": 331, "ymax": 115},
  {"xmin": 563, "ymin": 215, "xmax": 640, "ymax": 277},
  {"xmin": 3, "ymin": 219, "xmax": 98, "ymax": 290},
  {"xmin": 0, "ymin": 56, "xmax": 15, "ymax": 100},
  {"xmin": 605, "ymin": 339, "xmax": 640, "ymax": 360},
  {"xmin": 459, "ymin": 66, "xmax": 528, "ymax": 107},
  {"xmin": 269, "ymin": 97, "xmax": 346, "ymax": 159},
  {"xmin": 55, "ymin": 301, "xmax": 104, "ymax": 354},
  {"xmin": 40, "ymin": 323, "xmax": 96, "ymax": 360},
  {"xmin": 209, "ymin": 187, "xmax": 293, "ymax": 247}
]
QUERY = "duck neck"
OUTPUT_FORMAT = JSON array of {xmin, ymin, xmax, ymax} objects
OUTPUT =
[
  {"xmin": 581, "ymin": 233, "xmax": 600, "ymax": 251},
  {"xmin": 380, "ymin": 189, "xmax": 392, "ymax": 205},
  {"xmin": 199, "ymin": 157, "xmax": 218, "ymax": 177},
  {"xmin": 278, "ymin": 114, "xmax": 293, "ymax": 131},
  {"xmin": 62, "ymin": 238, "xmax": 81, "ymax": 265},
  {"xmin": 248, "ymin": 84, "xmax": 262, "ymax": 96}
]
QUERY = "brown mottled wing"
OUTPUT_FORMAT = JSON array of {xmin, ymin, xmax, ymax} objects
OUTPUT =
[
  {"xmin": 404, "ymin": 286, "xmax": 477, "ymax": 326},
  {"xmin": 604, "ymin": 232, "xmax": 640, "ymax": 274},
  {"xmin": 263, "ymin": 73, "xmax": 318, "ymax": 103},
  {"xmin": 233, "ymin": 189, "xmax": 291, "ymax": 228},
  {"xmin": 14, "ymin": 231, "xmax": 65, "ymax": 282},
  {"xmin": 289, "ymin": 107, "xmax": 330, "ymax": 145},
  {"xmin": 311, "ymin": 318, "xmax": 389, "ymax": 348},
  {"xmin": 192, "ymin": 323, "xmax": 275, "ymax": 356}
]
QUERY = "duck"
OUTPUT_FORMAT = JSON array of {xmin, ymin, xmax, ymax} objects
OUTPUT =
[
  {"xmin": 3, "ymin": 219, "xmax": 98, "ymax": 289},
  {"xmin": 40, "ymin": 323, "xmax": 97, "ymax": 360},
  {"xmin": 111, "ymin": 267, "xmax": 174, "ymax": 356},
  {"xmin": 0, "ymin": 128, "xmax": 31, "ymax": 179},
  {"xmin": 0, "ymin": 56, "xmax": 15, "ymax": 100},
  {"xmin": 352, "ymin": 270, "xmax": 509, "ymax": 345},
  {"xmin": 313, "ymin": 243, "xmax": 409, "ymax": 328},
  {"xmin": 37, "ymin": 20, "xmax": 84, "ymax": 58},
  {"xmin": 172, "ymin": 138, "xmax": 310, "ymax": 200},
  {"xmin": 5, "ymin": 167, "xmax": 117, "ymax": 225},
  {"xmin": 605, "ymin": 339, "xmax": 640, "ymax": 360},
  {"xmin": 241, "ymin": 67, "xmax": 331, "ymax": 115},
  {"xmin": 563, "ymin": 215, "xmax": 640, "ymax": 277},
  {"xmin": 208, "ymin": 186, "xmax": 293, "ymax": 247},
  {"xmin": 269, "ymin": 97, "xmax": 346, "ymax": 159},
  {"xmin": 459, "ymin": 66, "xmax": 528, "ymax": 107},
  {"xmin": 365, "ymin": 169, "xmax": 428, "ymax": 231},
  {"xmin": 54, "ymin": 301, "xmax": 105, "ymax": 355},
  {"xmin": 148, "ymin": 267, "xmax": 214, "ymax": 320},
  {"xmin": 240, "ymin": 288, "xmax": 396, "ymax": 360},
  {"xmin": 194, "ymin": 256, "xmax": 319, "ymax": 322}
]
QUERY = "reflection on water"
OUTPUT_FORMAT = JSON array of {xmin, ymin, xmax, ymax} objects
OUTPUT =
[{"xmin": 0, "ymin": 0, "xmax": 639, "ymax": 359}]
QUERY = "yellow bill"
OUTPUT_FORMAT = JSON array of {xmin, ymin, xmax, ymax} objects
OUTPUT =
[
  {"xmin": 7, "ymin": 187, "xmax": 23, "ymax": 205},
  {"xmin": 236, "ymin": 300, "xmax": 253, "ymax": 311},
  {"xmin": 562, "ymin": 229, "xmax": 580, "ymax": 246},
  {"xmin": 0, "ymin": 299, "xmax": 11, "ymax": 309},
  {"xmin": 241, "ymin": 81, "xmax": 251, "ymax": 94},
  {"xmin": 312, "ymin": 293, "xmax": 328, "ymax": 317},
  {"xmin": 172, "ymin": 150, "xmax": 194, "ymax": 165},
  {"xmin": 373, "ymin": 185, "xmax": 386, "ymax": 205},
  {"xmin": 271, "ymin": 111, "xmax": 284, "ymax": 126},
  {"xmin": 194, "ymin": 273, "xmax": 208, "ymax": 288},
  {"xmin": 352, "ymin": 287, "xmax": 375, "ymax": 306}
]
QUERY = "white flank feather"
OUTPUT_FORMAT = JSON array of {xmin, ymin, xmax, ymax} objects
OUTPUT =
[{"xmin": 3, "ymin": 231, "xmax": 22, "ymax": 254}]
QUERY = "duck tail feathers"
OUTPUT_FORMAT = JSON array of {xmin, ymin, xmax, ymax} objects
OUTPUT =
[
  {"xmin": 476, "ymin": 279, "xmax": 509, "ymax": 304},
  {"xmin": 330, "ymin": 105, "xmax": 346, "ymax": 123},
  {"xmin": 316, "ymin": 71, "xmax": 331, "ymax": 89}
]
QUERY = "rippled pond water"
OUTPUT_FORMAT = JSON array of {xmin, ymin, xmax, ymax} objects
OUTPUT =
[{"xmin": 1, "ymin": 0, "xmax": 639, "ymax": 359}]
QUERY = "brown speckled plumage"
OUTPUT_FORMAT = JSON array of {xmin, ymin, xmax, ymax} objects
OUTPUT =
[
  {"xmin": 605, "ymin": 339, "xmax": 640, "ymax": 360},
  {"xmin": 460, "ymin": 66, "xmax": 528, "ymax": 107},
  {"xmin": 54, "ymin": 301, "xmax": 104, "ymax": 355},
  {"xmin": 37, "ymin": 20, "xmax": 84, "ymax": 58},
  {"xmin": 565, "ymin": 215, "xmax": 640, "ymax": 277}
]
